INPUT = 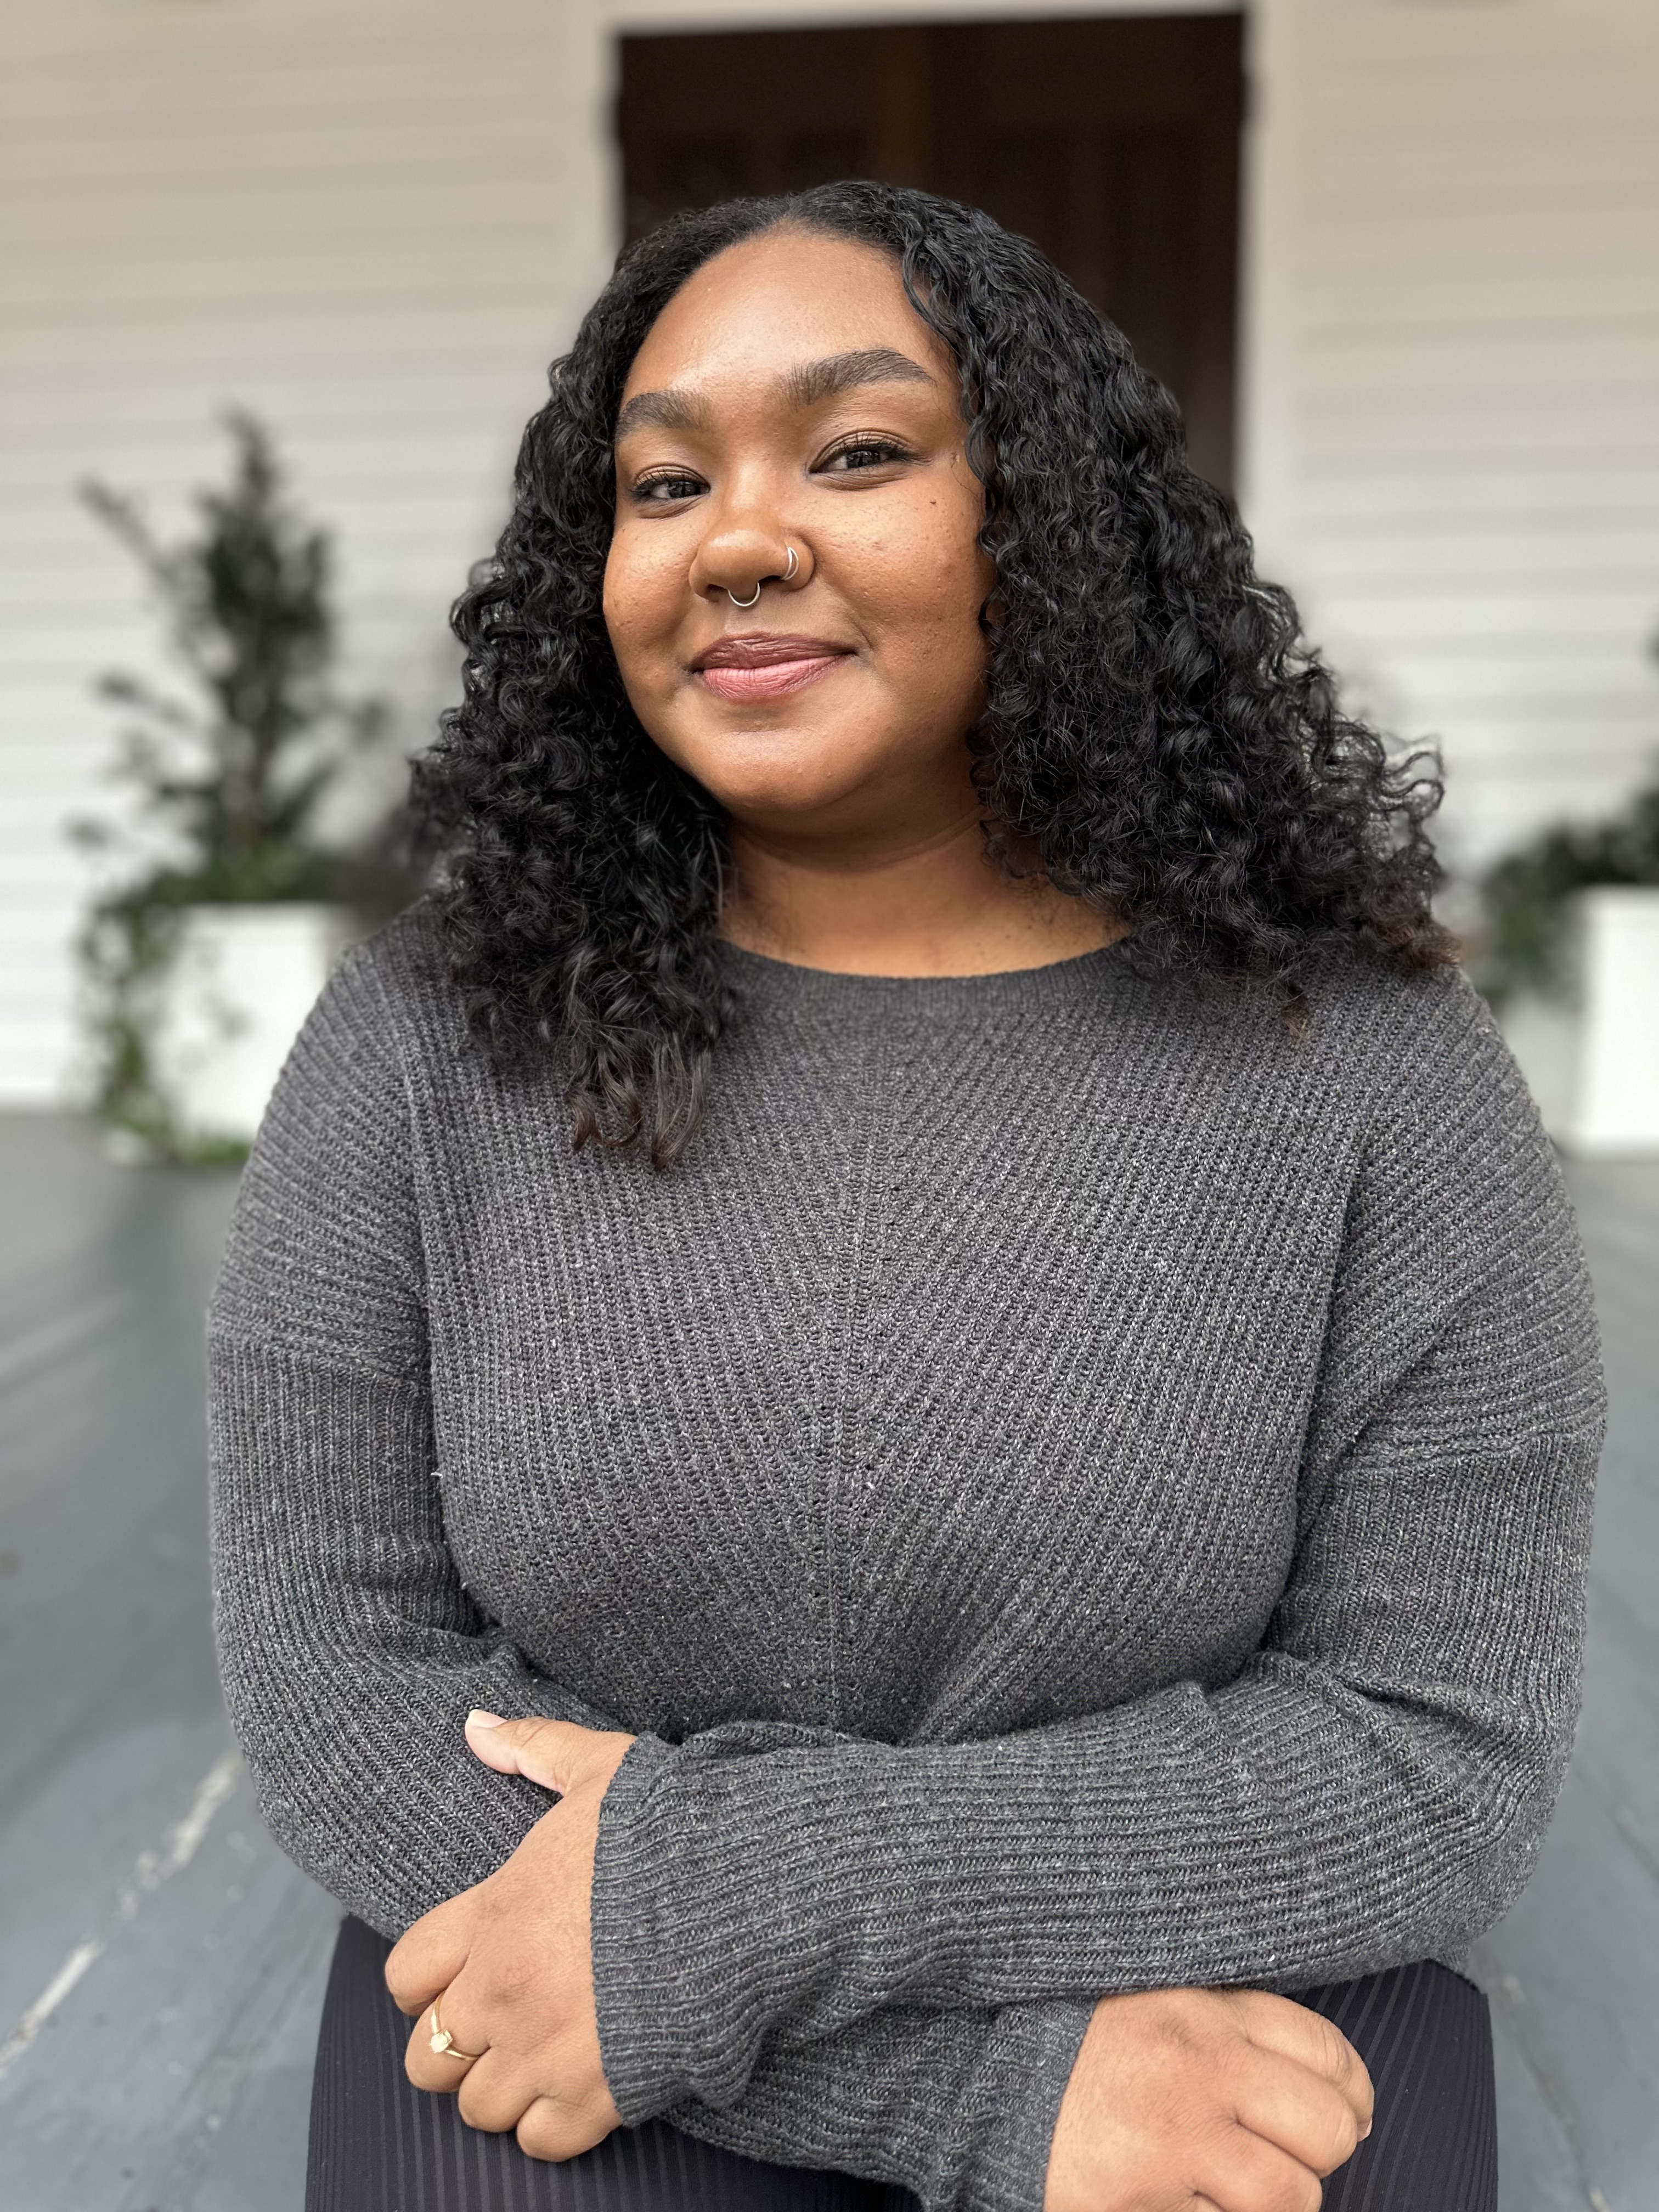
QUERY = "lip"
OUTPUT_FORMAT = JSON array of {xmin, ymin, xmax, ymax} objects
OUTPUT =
[{"xmin": 691, "ymin": 633, "xmax": 854, "ymax": 703}]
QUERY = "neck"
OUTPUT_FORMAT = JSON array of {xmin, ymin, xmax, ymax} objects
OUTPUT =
[{"xmin": 718, "ymin": 806, "xmax": 1125, "ymax": 978}]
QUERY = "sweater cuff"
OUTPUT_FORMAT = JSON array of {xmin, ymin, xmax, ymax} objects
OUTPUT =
[
  {"xmin": 590, "ymin": 1721, "xmax": 865, "ymax": 2116},
  {"xmin": 662, "ymin": 1997, "xmax": 1092, "ymax": 2212},
  {"xmin": 590, "ymin": 1730, "xmax": 685, "ymax": 2119},
  {"xmin": 952, "ymin": 2000, "xmax": 1094, "ymax": 2212}
]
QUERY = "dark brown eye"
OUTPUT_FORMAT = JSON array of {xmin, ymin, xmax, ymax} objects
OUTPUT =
[
  {"xmin": 817, "ymin": 438, "xmax": 911, "ymax": 475},
  {"xmin": 632, "ymin": 470, "xmax": 705, "ymax": 504}
]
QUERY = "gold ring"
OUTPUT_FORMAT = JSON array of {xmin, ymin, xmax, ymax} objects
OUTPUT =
[{"xmin": 428, "ymin": 1999, "xmax": 483, "ymax": 2063}]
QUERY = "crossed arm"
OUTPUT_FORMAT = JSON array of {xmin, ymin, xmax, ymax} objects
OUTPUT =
[{"xmin": 205, "ymin": 1339, "xmax": 1377, "ymax": 2212}]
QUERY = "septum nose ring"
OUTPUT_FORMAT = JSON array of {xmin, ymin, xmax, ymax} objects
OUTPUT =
[{"xmin": 727, "ymin": 545, "xmax": 798, "ymax": 608}]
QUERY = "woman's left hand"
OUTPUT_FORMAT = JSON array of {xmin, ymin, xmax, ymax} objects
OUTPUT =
[{"xmin": 384, "ymin": 1714, "xmax": 638, "ymax": 2160}]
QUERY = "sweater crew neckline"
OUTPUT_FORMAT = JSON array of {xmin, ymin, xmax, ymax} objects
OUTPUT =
[{"xmin": 715, "ymin": 933, "xmax": 1135, "ymax": 1019}]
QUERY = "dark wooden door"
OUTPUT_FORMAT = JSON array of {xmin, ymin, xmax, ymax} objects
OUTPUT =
[{"xmin": 617, "ymin": 14, "xmax": 1243, "ymax": 491}]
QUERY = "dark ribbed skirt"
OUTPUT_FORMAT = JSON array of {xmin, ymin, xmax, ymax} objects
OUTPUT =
[{"xmin": 306, "ymin": 1916, "xmax": 1497, "ymax": 2212}]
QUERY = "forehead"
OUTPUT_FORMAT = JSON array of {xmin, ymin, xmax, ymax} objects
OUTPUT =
[{"xmin": 621, "ymin": 229, "xmax": 952, "ymax": 399}]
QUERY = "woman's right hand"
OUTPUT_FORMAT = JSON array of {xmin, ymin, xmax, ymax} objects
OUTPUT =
[{"xmin": 1045, "ymin": 1987, "xmax": 1374, "ymax": 2211}]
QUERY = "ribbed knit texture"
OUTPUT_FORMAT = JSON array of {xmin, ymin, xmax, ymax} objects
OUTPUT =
[{"xmin": 208, "ymin": 906, "xmax": 1603, "ymax": 2212}]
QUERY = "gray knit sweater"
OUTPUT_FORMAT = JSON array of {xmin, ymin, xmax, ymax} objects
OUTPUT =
[{"xmin": 208, "ymin": 907, "xmax": 1603, "ymax": 2212}]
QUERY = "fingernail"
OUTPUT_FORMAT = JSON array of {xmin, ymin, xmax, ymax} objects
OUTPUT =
[
  {"xmin": 467, "ymin": 1709, "xmax": 505, "ymax": 1729},
  {"xmin": 1360, "ymin": 2121, "xmax": 1372, "ymax": 2140}
]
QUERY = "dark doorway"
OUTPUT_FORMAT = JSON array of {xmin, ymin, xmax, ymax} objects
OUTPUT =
[{"xmin": 617, "ymin": 14, "xmax": 1244, "ymax": 491}]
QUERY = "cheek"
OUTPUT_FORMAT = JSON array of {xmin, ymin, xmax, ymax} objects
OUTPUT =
[
  {"xmin": 843, "ymin": 486, "xmax": 989, "ymax": 670},
  {"xmin": 888, "ymin": 465, "xmax": 982, "ymax": 592},
  {"xmin": 602, "ymin": 533, "xmax": 680, "ymax": 697}
]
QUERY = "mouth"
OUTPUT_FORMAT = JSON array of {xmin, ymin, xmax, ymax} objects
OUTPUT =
[{"xmin": 691, "ymin": 633, "xmax": 854, "ymax": 703}]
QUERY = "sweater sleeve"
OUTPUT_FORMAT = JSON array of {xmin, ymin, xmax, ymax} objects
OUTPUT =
[
  {"xmin": 585, "ymin": 977, "xmax": 1606, "ymax": 2119},
  {"xmin": 207, "ymin": 935, "xmax": 623, "ymax": 1936},
  {"xmin": 207, "ymin": 933, "xmax": 1091, "ymax": 2212}
]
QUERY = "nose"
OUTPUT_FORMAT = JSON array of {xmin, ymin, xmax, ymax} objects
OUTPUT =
[{"xmin": 690, "ymin": 514, "xmax": 809, "ymax": 606}]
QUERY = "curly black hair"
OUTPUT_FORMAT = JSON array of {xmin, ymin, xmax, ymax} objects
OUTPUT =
[{"xmin": 413, "ymin": 181, "xmax": 1452, "ymax": 1167}]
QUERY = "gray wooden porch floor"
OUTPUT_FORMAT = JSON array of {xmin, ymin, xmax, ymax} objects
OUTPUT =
[{"xmin": 0, "ymin": 1113, "xmax": 1654, "ymax": 2211}]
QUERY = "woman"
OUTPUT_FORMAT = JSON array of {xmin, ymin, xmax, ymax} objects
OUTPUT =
[{"xmin": 208, "ymin": 184, "xmax": 1604, "ymax": 2212}]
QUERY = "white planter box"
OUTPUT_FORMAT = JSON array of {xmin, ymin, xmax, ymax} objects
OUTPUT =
[
  {"xmin": 1497, "ymin": 885, "xmax": 1659, "ymax": 1155},
  {"xmin": 149, "ymin": 902, "xmax": 354, "ymax": 1149}
]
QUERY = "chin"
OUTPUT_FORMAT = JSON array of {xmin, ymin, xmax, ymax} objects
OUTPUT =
[
  {"xmin": 707, "ymin": 768, "xmax": 865, "ymax": 822},
  {"xmin": 681, "ymin": 725, "xmax": 875, "ymax": 817}
]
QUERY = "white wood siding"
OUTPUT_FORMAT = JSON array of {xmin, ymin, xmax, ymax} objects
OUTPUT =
[
  {"xmin": 1242, "ymin": 0, "xmax": 1659, "ymax": 886},
  {"xmin": 0, "ymin": 0, "xmax": 613, "ymax": 1102}
]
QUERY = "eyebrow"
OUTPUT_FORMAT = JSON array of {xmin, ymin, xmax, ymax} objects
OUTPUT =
[
  {"xmin": 614, "ymin": 347, "xmax": 934, "ymax": 442},
  {"xmin": 613, "ymin": 388, "xmax": 712, "ymax": 441},
  {"xmin": 782, "ymin": 347, "xmax": 935, "ymax": 410}
]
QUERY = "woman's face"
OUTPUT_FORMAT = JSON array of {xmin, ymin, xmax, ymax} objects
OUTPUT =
[{"xmin": 603, "ymin": 229, "xmax": 995, "ymax": 840}]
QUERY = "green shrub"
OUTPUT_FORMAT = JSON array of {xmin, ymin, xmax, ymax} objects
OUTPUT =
[{"xmin": 74, "ymin": 414, "xmax": 387, "ymax": 1158}]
